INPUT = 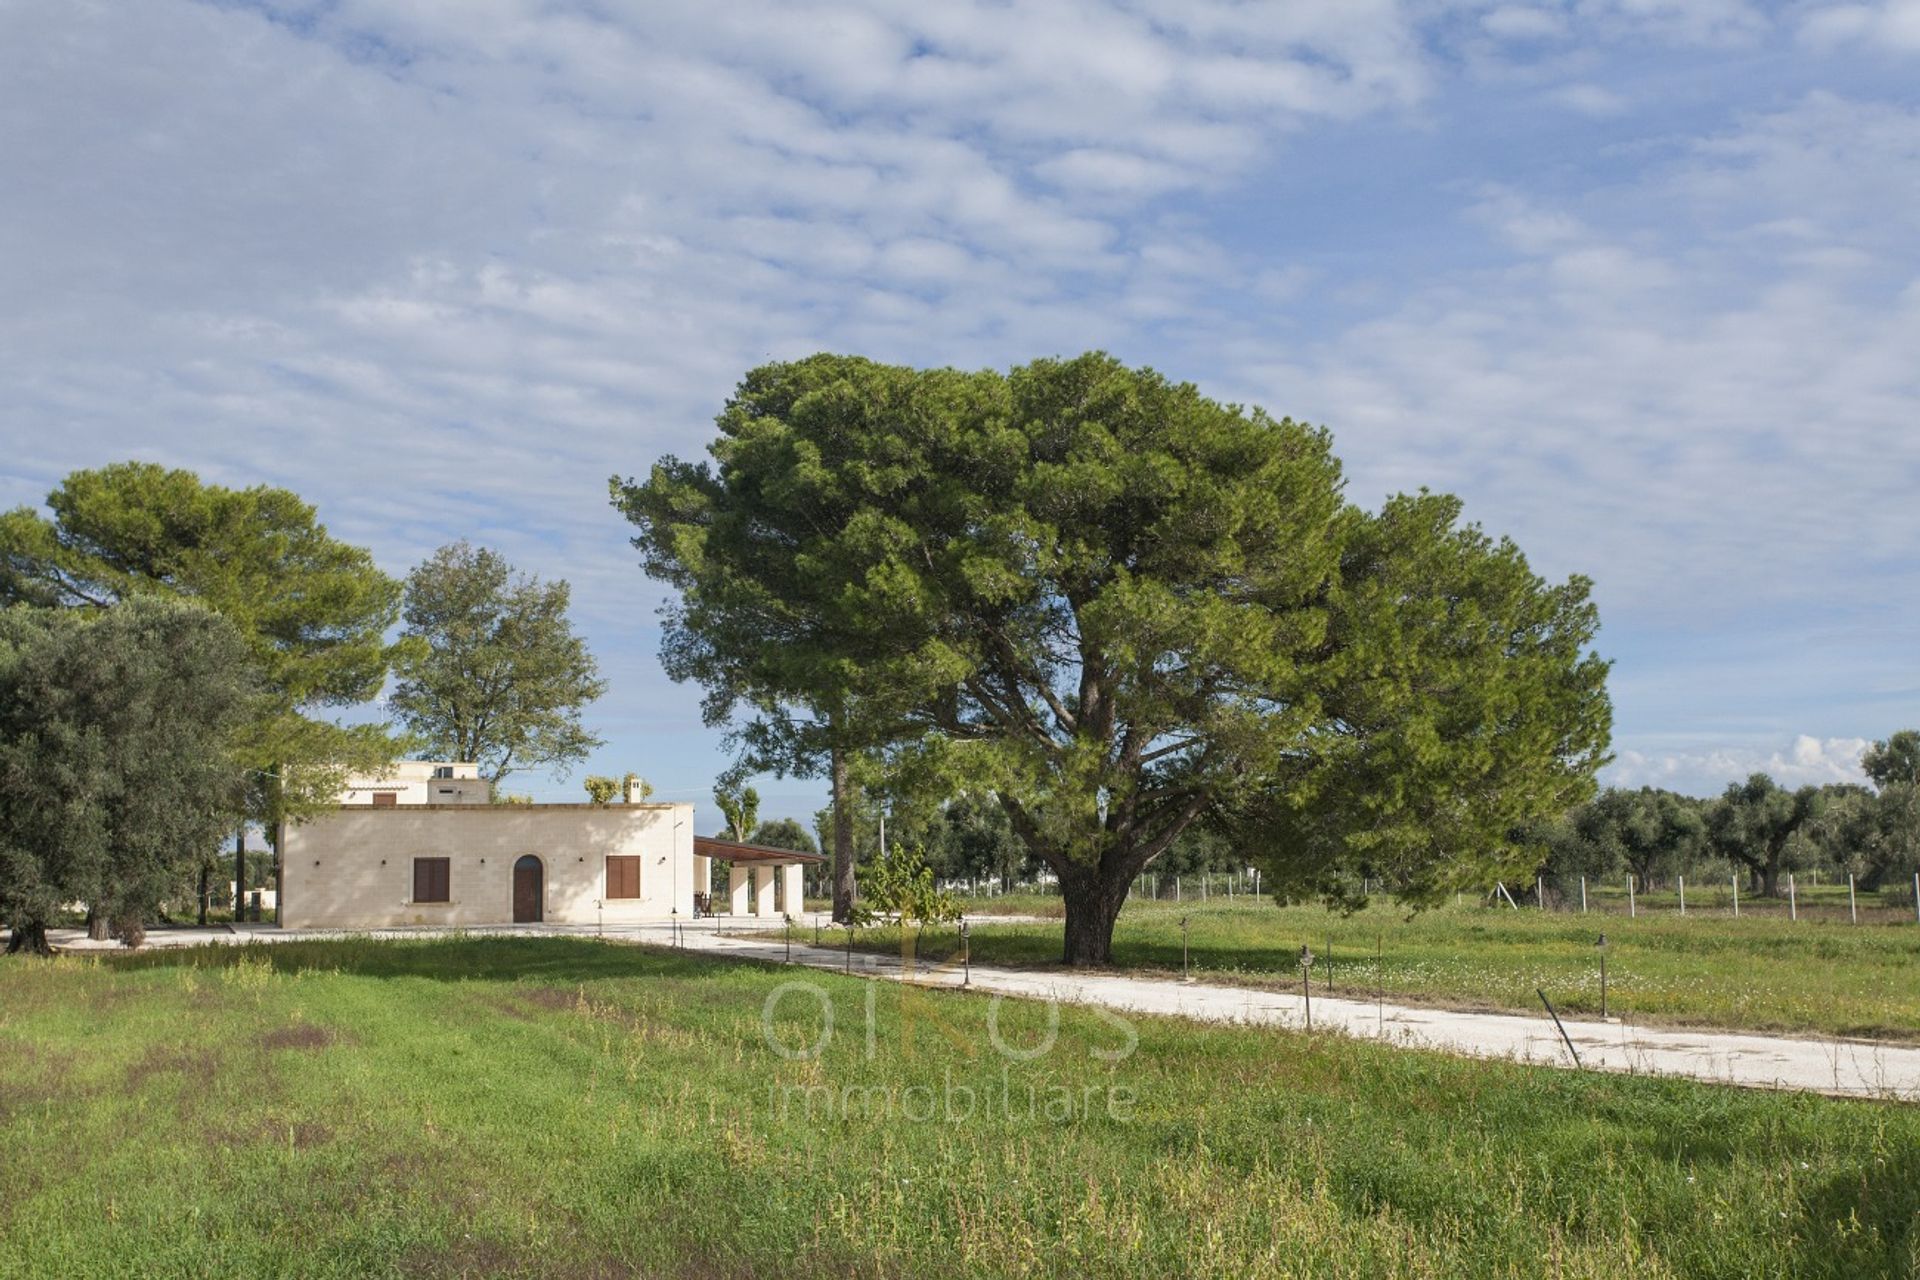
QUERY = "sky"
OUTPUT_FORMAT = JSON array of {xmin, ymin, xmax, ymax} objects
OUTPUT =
[{"xmin": 2, "ymin": 0, "xmax": 1917, "ymax": 826}]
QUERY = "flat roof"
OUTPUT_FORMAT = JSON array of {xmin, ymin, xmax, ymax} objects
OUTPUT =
[
  {"xmin": 328, "ymin": 802, "xmax": 687, "ymax": 812},
  {"xmin": 694, "ymin": 835, "xmax": 826, "ymax": 865}
]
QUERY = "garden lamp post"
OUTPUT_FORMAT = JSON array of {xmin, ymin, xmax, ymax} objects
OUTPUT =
[{"xmin": 961, "ymin": 919, "xmax": 971, "ymax": 987}]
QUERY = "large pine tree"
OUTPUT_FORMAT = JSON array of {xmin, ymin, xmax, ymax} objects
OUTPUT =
[{"xmin": 617, "ymin": 353, "xmax": 1613, "ymax": 964}]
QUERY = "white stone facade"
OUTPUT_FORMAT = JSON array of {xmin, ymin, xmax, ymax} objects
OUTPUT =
[{"xmin": 280, "ymin": 803, "xmax": 693, "ymax": 929}]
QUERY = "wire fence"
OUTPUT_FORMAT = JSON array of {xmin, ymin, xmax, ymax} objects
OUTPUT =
[
  {"xmin": 934, "ymin": 867, "xmax": 1920, "ymax": 928},
  {"xmin": 940, "ymin": 871, "xmax": 1266, "ymax": 901},
  {"xmin": 1513, "ymin": 870, "xmax": 1920, "ymax": 925}
]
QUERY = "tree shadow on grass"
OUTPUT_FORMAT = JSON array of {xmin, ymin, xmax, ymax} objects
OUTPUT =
[{"xmin": 103, "ymin": 935, "xmax": 753, "ymax": 985}]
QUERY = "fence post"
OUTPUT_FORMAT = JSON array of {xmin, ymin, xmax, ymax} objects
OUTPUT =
[
  {"xmin": 1849, "ymin": 873, "xmax": 1857, "ymax": 925},
  {"xmin": 1914, "ymin": 872, "xmax": 1919, "ymax": 926},
  {"xmin": 1580, "ymin": 876, "xmax": 1587, "ymax": 913},
  {"xmin": 1537, "ymin": 876, "xmax": 1546, "ymax": 910},
  {"xmin": 1731, "ymin": 873, "xmax": 1738, "ymax": 918},
  {"xmin": 1678, "ymin": 875, "xmax": 1686, "ymax": 917},
  {"xmin": 1628, "ymin": 875, "xmax": 1636, "ymax": 918},
  {"xmin": 1298, "ymin": 945, "xmax": 1313, "ymax": 1033},
  {"xmin": 1789, "ymin": 873, "xmax": 1797, "ymax": 922}
]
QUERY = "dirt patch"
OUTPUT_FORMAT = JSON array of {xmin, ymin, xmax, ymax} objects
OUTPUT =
[
  {"xmin": 398, "ymin": 1236, "xmax": 529, "ymax": 1279},
  {"xmin": 206, "ymin": 1114, "xmax": 336, "ymax": 1151},
  {"xmin": 488, "ymin": 987, "xmax": 586, "ymax": 1023},
  {"xmin": 400, "ymin": 1237, "xmax": 652, "ymax": 1280},
  {"xmin": 518, "ymin": 987, "xmax": 582, "ymax": 1013},
  {"xmin": 0, "ymin": 1078, "xmax": 58, "ymax": 1125},
  {"xmin": 381, "ymin": 1150, "xmax": 429, "ymax": 1177},
  {"xmin": 260, "ymin": 1024, "xmax": 337, "ymax": 1052},
  {"xmin": 291, "ymin": 1119, "xmax": 334, "ymax": 1148},
  {"xmin": 0, "ymin": 1037, "xmax": 48, "ymax": 1070},
  {"xmin": 0, "ymin": 1042, "xmax": 94, "ymax": 1125},
  {"xmin": 123, "ymin": 1044, "xmax": 220, "ymax": 1091}
]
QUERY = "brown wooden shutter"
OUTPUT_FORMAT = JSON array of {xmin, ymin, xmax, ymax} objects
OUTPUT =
[
  {"xmin": 372, "ymin": 792, "xmax": 398, "ymax": 807},
  {"xmin": 413, "ymin": 857, "xmax": 450, "ymax": 903},
  {"xmin": 606, "ymin": 856, "xmax": 640, "ymax": 899}
]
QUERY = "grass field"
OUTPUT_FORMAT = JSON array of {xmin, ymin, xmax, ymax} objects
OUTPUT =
[
  {"xmin": 823, "ymin": 895, "xmax": 1920, "ymax": 1042},
  {"xmin": 3, "ymin": 936, "xmax": 1919, "ymax": 1278}
]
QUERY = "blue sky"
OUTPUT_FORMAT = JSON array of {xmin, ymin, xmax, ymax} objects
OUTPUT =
[{"xmin": 3, "ymin": 0, "xmax": 1917, "ymax": 826}]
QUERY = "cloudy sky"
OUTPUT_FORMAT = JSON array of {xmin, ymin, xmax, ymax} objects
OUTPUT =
[{"xmin": 3, "ymin": 0, "xmax": 1916, "ymax": 823}]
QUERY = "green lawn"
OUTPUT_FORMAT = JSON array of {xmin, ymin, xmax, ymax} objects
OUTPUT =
[
  {"xmin": 3, "ymin": 937, "xmax": 1918, "ymax": 1278},
  {"xmin": 828, "ymin": 896, "xmax": 1920, "ymax": 1041}
]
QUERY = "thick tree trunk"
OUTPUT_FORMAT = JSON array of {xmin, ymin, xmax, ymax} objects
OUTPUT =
[
  {"xmin": 86, "ymin": 907, "xmax": 110, "ymax": 942},
  {"xmin": 5, "ymin": 921, "xmax": 50, "ymax": 955},
  {"xmin": 198, "ymin": 863, "xmax": 211, "ymax": 927},
  {"xmin": 830, "ymin": 742, "xmax": 855, "ymax": 924},
  {"xmin": 1761, "ymin": 862, "xmax": 1781, "ymax": 898},
  {"xmin": 1059, "ymin": 866, "xmax": 1129, "ymax": 967}
]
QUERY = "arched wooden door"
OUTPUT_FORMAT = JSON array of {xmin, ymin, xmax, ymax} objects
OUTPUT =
[{"xmin": 512, "ymin": 855, "xmax": 543, "ymax": 923}]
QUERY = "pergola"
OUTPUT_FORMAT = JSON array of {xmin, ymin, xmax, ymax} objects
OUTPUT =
[{"xmin": 692, "ymin": 835, "xmax": 824, "ymax": 917}]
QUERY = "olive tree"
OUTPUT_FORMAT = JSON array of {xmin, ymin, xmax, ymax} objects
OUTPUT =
[{"xmin": 0, "ymin": 599, "xmax": 257, "ymax": 952}]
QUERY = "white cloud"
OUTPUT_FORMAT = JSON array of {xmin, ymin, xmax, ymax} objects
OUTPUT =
[
  {"xmin": 1548, "ymin": 82, "xmax": 1631, "ymax": 115},
  {"xmin": 1576, "ymin": 0, "xmax": 1773, "ymax": 44},
  {"xmin": 1235, "ymin": 93, "xmax": 1920, "ymax": 626},
  {"xmin": 1608, "ymin": 735, "xmax": 1871, "ymax": 793},
  {"xmin": 1483, "ymin": 6, "xmax": 1570, "ymax": 40},
  {"xmin": 1033, "ymin": 149, "xmax": 1195, "ymax": 197},
  {"xmin": 1800, "ymin": 0, "xmax": 1920, "ymax": 51}
]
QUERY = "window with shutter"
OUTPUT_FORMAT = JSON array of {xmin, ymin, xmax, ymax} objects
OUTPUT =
[
  {"xmin": 413, "ymin": 857, "xmax": 450, "ymax": 903},
  {"xmin": 606, "ymin": 855, "xmax": 640, "ymax": 899}
]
